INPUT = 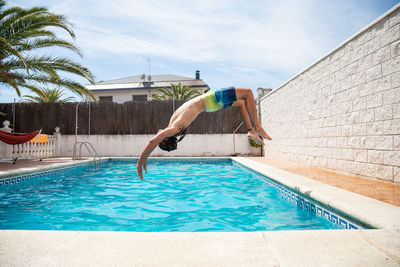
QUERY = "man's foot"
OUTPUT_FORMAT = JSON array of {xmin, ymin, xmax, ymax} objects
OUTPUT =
[
  {"xmin": 256, "ymin": 127, "xmax": 272, "ymax": 140},
  {"xmin": 248, "ymin": 130, "xmax": 265, "ymax": 145}
]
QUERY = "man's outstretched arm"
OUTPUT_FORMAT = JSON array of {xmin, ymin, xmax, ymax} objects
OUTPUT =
[{"xmin": 137, "ymin": 127, "xmax": 179, "ymax": 179}]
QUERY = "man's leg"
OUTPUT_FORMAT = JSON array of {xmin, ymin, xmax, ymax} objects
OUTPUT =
[
  {"xmin": 234, "ymin": 88, "xmax": 272, "ymax": 140},
  {"xmin": 232, "ymin": 100, "xmax": 252, "ymax": 130},
  {"xmin": 232, "ymin": 100, "xmax": 265, "ymax": 145}
]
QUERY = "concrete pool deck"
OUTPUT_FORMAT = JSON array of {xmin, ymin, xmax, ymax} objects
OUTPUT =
[
  {"xmin": 1, "ymin": 229, "xmax": 399, "ymax": 266},
  {"xmin": 0, "ymin": 157, "xmax": 400, "ymax": 266}
]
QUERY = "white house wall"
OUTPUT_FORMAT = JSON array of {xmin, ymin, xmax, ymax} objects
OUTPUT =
[{"xmin": 92, "ymin": 89, "xmax": 153, "ymax": 103}]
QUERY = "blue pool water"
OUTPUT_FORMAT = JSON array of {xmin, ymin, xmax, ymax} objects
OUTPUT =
[{"xmin": 0, "ymin": 159, "xmax": 358, "ymax": 231}]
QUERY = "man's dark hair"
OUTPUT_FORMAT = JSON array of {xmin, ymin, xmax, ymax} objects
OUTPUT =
[{"xmin": 158, "ymin": 129, "xmax": 186, "ymax": 152}]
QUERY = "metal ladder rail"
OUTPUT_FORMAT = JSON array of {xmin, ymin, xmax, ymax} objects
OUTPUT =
[
  {"xmin": 79, "ymin": 142, "xmax": 100, "ymax": 163},
  {"xmin": 232, "ymin": 121, "xmax": 244, "ymax": 156},
  {"xmin": 79, "ymin": 142, "xmax": 101, "ymax": 163},
  {"xmin": 73, "ymin": 141, "xmax": 101, "ymax": 163}
]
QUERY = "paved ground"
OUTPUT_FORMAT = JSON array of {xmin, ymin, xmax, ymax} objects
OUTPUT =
[
  {"xmin": 0, "ymin": 229, "xmax": 399, "ymax": 266},
  {"xmin": 0, "ymin": 157, "xmax": 74, "ymax": 172},
  {"xmin": 248, "ymin": 157, "xmax": 400, "ymax": 207}
]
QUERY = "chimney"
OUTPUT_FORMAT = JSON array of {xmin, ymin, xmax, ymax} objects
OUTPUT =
[
  {"xmin": 195, "ymin": 70, "xmax": 200, "ymax": 80},
  {"xmin": 257, "ymin": 87, "xmax": 272, "ymax": 100}
]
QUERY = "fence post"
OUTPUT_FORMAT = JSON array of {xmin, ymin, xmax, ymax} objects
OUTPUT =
[
  {"xmin": 53, "ymin": 126, "xmax": 61, "ymax": 157},
  {"xmin": 0, "ymin": 120, "xmax": 13, "ymax": 159}
]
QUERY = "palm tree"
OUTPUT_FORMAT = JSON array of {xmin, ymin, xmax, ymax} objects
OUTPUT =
[
  {"xmin": 152, "ymin": 82, "xmax": 202, "ymax": 100},
  {"xmin": 21, "ymin": 88, "xmax": 75, "ymax": 103},
  {"xmin": 0, "ymin": 0, "xmax": 96, "ymax": 100}
]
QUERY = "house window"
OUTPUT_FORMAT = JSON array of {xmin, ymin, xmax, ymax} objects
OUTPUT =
[
  {"xmin": 99, "ymin": 96, "xmax": 113, "ymax": 102},
  {"xmin": 132, "ymin": 95, "xmax": 147, "ymax": 101}
]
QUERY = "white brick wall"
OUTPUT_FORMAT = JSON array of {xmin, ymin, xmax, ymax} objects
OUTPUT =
[{"xmin": 260, "ymin": 4, "xmax": 400, "ymax": 183}]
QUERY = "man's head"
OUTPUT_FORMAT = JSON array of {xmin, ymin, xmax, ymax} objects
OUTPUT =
[
  {"xmin": 158, "ymin": 129, "xmax": 186, "ymax": 152},
  {"xmin": 158, "ymin": 136, "xmax": 178, "ymax": 152}
]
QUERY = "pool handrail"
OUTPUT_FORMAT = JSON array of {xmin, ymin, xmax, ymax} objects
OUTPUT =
[{"xmin": 73, "ymin": 141, "xmax": 101, "ymax": 164}]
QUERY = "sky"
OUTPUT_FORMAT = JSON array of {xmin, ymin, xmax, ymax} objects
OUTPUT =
[{"xmin": 1, "ymin": 0, "xmax": 399, "ymax": 102}]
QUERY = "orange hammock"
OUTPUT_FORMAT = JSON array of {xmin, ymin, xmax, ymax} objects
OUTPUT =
[{"xmin": 0, "ymin": 130, "xmax": 40, "ymax": 145}]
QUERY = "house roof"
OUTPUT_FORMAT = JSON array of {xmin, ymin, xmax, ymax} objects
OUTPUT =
[{"xmin": 86, "ymin": 74, "xmax": 208, "ymax": 92}]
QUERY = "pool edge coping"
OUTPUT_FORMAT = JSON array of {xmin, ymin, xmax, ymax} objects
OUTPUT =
[
  {"xmin": 1, "ymin": 229, "xmax": 399, "ymax": 266},
  {"xmin": 232, "ymin": 157, "xmax": 400, "ymax": 230},
  {"xmin": 0, "ymin": 158, "xmax": 93, "ymax": 179}
]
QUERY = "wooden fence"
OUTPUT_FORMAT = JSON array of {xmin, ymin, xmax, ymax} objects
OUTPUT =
[{"xmin": 0, "ymin": 101, "xmax": 248, "ymax": 135}]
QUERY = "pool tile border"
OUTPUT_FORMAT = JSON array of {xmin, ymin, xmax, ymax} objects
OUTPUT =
[
  {"xmin": 232, "ymin": 161, "xmax": 363, "ymax": 230},
  {"xmin": 0, "ymin": 164, "xmax": 82, "ymax": 186},
  {"xmin": 233, "ymin": 157, "xmax": 400, "ymax": 230},
  {"xmin": 0, "ymin": 159, "xmax": 93, "ymax": 186},
  {"xmin": 109, "ymin": 157, "xmax": 231, "ymax": 164},
  {"xmin": 262, "ymin": 178, "xmax": 360, "ymax": 229},
  {"xmin": 0, "ymin": 158, "xmax": 230, "ymax": 186}
]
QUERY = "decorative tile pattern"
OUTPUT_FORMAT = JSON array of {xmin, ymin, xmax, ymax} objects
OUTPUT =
[
  {"xmin": 0, "ymin": 164, "xmax": 85, "ymax": 187},
  {"xmin": 109, "ymin": 158, "xmax": 232, "ymax": 164},
  {"xmin": 0, "ymin": 159, "xmax": 231, "ymax": 186},
  {"xmin": 261, "ymin": 176, "xmax": 363, "ymax": 229},
  {"xmin": 233, "ymin": 162, "xmax": 364, "ymax": 230}
]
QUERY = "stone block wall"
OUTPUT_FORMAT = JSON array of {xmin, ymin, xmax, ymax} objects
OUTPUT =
[{"xmin": 260, "ymin": 4, "xmax": 400, "ymax": 183}]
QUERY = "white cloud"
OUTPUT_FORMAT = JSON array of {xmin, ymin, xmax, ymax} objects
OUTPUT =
[{"xmin": 42, "ymin": 0, "xmax": 332, "ymax": 73}]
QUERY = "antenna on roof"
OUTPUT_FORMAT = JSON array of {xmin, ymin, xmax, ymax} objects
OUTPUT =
[{"xmin": 143, "ymin": 57, "xmax": 151, "ymax": 81}]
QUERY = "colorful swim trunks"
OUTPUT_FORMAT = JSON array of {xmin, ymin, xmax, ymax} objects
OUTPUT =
[{"xmin": 204, "ymin": 87, "xmax": 237, "ymax": 112}]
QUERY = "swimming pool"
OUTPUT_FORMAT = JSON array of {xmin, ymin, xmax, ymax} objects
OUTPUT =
[{"xmin": 0, "ymin": 158, "xmax": 364, "ymax": 231}]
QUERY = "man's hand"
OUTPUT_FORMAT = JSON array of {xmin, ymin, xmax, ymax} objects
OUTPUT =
[
  {"xmin": 137, "ymin": 159, "xmax": 147, "ymax": 180},
  {"xmin": 136, "ymin": 127, "xmax": 180, "ymax": 180}
]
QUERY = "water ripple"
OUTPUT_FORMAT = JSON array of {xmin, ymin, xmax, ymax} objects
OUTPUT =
[{"xmin": 0, "ymin": 161, "xmax": 339, "ymax": 231}]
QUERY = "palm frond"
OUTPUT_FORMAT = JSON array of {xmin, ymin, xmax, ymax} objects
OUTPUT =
[
  {"xmin": 6, "ymin": 12, "xmax": 75, "ymax": 42},
  {"xmin": 21, "ymin": 94, "xmax": 44, "ymax": 103},
  {"xmin": 0, "ymin": 2, "xmax": 95, "ymax": 100},
  {"xmin": 0, "ymin": 72, "xmax": 22, "ymax": 95},
  {"xmin": 15, "ymin": 38, "xmax": 82, "ymax": 56},
  {"xmin": 24, "ymin": 74, "xmax": 96, "ymax": 100},
  {"xmin": 153, "ymin": 87, "xmax": 173, "ymax": 99},
  {"xmin": 152, "ymin": 82, "xmax": 201, "ymax": 100},
  {"xmin": 0, "ymin": 7, "xmax": 46, "ymax": 37},
  {"xmin": 19, "ymin": 83, "xmax": 47, "ymax": 99},
  {"xmin": 0, "ymin": 6, "xmax": 22, "ymax": 22},
  {"xmin": 22, "ymin": 88, "xmax": 76, "ymax": 103},
  {"xmin": 0, "ymin": 36, "xmax": 28, "ymax": 71},
  {"xmin": 4, "ymin": 55, "xmax": 95, "ymax": 85}
]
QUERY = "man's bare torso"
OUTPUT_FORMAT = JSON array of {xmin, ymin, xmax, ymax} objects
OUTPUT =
[{"xmin": 168, "ymin": 95, "xmax": 206, "ymax": 130}]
